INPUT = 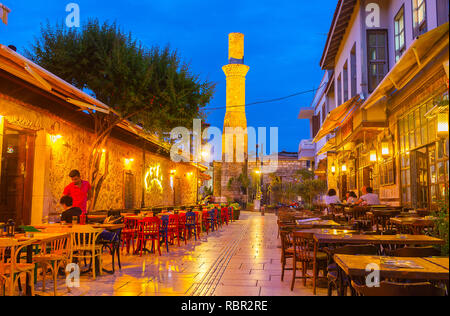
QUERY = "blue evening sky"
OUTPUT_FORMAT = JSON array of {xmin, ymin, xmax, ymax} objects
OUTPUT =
[{"xmin": 0, "ymin": 0, "xmax": 336, "ymax": 153}]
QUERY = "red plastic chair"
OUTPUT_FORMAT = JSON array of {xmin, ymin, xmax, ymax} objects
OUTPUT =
[
  {"xmin": 121, "ymin": 217, "xmax": 138, "ymax": 254},
  {"xmin": 168, "ymin": 215, "xmax": 180, "ymax": 247},
  {"xmin": 202, "ymin": 210, "xmax": 210, "ymax": 235},
  {"xmin": 137, "ymin": 217, "xmax": 161, "ymax": 256},
  {"xmin": 221, "ymin": 207, "xmax": 229, "ymax": 226},
  {"xmin": 178, "ymin": 213, "xmax": 187, "ymax": 245}
]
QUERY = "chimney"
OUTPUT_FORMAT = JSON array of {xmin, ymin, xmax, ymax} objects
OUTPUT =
[{"xmin": 7, "ymin": 45, "xmax": 16, "ymax": 52}]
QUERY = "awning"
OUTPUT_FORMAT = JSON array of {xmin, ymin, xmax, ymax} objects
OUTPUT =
[
  {"xmin": 313, "ymin": 95, "xmax": 363, "ymax": 143},
  {"xmin": 199, "ymin": 173, "xmax": 212, "ymax": 181},
  {"xmin": 363, "ymin": 22, "xmax": 449, "ymax": 110},
  {"xmin": 317, "ymin": 136, "xmax": 337, "ymax": 155}
]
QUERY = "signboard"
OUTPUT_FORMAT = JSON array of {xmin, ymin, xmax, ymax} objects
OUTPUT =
[{"xmin": 0, "ymin": 3, "xmax": 11, "ymax": 25}]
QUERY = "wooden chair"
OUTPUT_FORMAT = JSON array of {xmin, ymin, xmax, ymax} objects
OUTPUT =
[
  {"xmin": 392, "ymin": 247, "xmax": 441, "ymax": 258},
  {"xmin": 325, "ymin": 244, "xmax": 378, "ymax": 296},
  {"xmin": 279, "ymin": 230, "xmax": 293, "ymax": 282},
  {"xmin": 71, "ymin": 226, "xmax": 104, "ymax": 280},
  {"xmin": 291, "ymin": 232, "xmax": 328, "ymax": 293},
  {"xmin": 137, "ymin": 217, "xmax": 161, "ymax": 256},
  {"xmin": 121, "ymin": 217, "xmax": 139, "ymax": 254},
  {"xmin": 33, "ymin": 233, "xmax": 72, "ymax": 296},
  {"xmin": 351, "ymin": 281, "xmax": 446, "ymax": 296},
  {"xmin": 0, "ymin": 239, "xmax": 35, "ymax": 296}
]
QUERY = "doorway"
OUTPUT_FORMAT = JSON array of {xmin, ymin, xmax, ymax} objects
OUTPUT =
[
  {"xmin": 0, "ymin": 126, "xmax": 36, "ymax": 225},
  {"xmin": 410, "ymin": 146, "xmax": 429, "ymax": 209}
]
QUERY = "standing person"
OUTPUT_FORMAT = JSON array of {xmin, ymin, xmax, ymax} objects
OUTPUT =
[
  {"xmin": 356, "ymin": 186, "xmax": 380, "ymax": 205},
  {"xmin": 63, "ymin": 170, "xmax": 92, "ymax": 215}
]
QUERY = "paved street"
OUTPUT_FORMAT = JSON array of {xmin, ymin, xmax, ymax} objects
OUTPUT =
[{"xmin": 38, "ymin": 212, "xmax": 326, "ymax": 296}]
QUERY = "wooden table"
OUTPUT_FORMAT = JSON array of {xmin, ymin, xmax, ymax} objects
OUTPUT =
[
  {"xmin": 34, "ymin": 223, "xmax": 125, "ymax": 231},
  {"xmin": 422, "ymin": 257, "xmax": 449, "ymax": 271},
  {"xmin": 367, "ymin": 209, "xmax": 402, "ymax": 232},
  {"xmin": 296, "ymin": 228, "xmax": 357, "ymax": 235},
  {"xmin": 296, "ymin": 219, "xmax": 341, "ymax": 229},
  {"xmin": 334, "ymin": 254, "xmax": 450, "ymax": 282},
  {"xmin": 313, "ymin": 233, "xmax": 444, "ymax": 246},
  {"xmin": 390, "ymin": 217, "xmax": 436, "ymax": 234}
]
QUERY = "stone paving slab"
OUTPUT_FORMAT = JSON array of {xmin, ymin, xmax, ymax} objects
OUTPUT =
[{"xmin": 30, "ymin": 212, "xmax": 325, "ymax": 296}]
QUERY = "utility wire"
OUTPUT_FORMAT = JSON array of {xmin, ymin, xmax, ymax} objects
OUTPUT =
[{"xmin": 203, "ymin": 83, "xmax": 326, "ymax": 111}]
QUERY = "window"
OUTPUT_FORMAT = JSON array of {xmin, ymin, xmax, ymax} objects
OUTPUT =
[
  {"xmin": 367, "ymin": 30, "xmax": 388, "ymax": 93},
  {"xmin": 312, "ymin": 115, "xmax": 320, "ymax": 138},
  {"xmin": 337, "ymin": 74, "xmax": 342, "ymax": 105},
  {"xmin": 394, "ymin": 6, "xmax": 406, "ymax": 62},
  {"xmin": 412, "ymin": 0, "xmax": 427, "ymax": 37},
  {"xmin": 343, "ymin": 61, "xmax": 349, "ymax": 102},
  {"xmin": 322, "ymin": 104, "xmax": 327, "ymax": 123},
  {"xmin": 380, "ymin": 158, "xmax": 396, "ymax": 186}
]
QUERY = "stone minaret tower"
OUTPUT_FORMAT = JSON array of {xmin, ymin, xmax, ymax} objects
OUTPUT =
[{"xmin": 222, "ymin": 33, "xmax": 249, "ymax": 162}]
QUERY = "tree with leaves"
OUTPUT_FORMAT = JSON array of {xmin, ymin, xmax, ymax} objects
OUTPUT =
[{"xmin": 25, "ymin": 20, "xmax": 215, "ymax": 209}]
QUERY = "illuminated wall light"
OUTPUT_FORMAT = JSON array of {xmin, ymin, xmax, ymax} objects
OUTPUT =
[
  {"xmin": 49, "ymin": 134, "xmax": 62, "ymax": 143},
  {"xmin": 341, "ymin": 164, "xmax": 347, "ymax": 172},
  {"xmin": 437, "ymin": 111, "xmax": 449, "ymax": 138},
  {"xmin": 331, "ymin": 164, "xmax": 336, "ymax": 174},
  {"xmin": 124, "ymin": 158, "xmax": 134, "ymax": 170},
  {"xmin": 381, "ymin": 136, "xmax": 390, "ymax": 158},
  {"xmin": 370, "ymin": 149, "xmax": 378, "ymax": 162}
]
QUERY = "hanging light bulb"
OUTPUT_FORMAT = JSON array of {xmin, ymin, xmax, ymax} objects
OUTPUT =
[
  {"xmin": 331, "ymin": 163, "xmax": 336, "ymax": 174},
  {"xmin": 341, "ymin": 163, "xmax": 347, "ymax": 172}
]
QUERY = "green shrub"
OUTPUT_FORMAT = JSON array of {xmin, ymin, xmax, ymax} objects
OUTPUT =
[{"xmin": 432, "ymin": 196, "xmax": 449, "ymax": 256}]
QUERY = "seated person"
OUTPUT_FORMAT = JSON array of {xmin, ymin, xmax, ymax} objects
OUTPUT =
[
  {"xmin": 356, "ymin": 186, "xmax": 380, "ymax": 205},
  {"xmin": 324, "ymin": 189, "xmax": 341, "ymax": 205},
  {"xmin": 347, "ymin": 191, "xmax": 358, "ymax": 204},
  {"xmin": 60, "ymin": 195, "xmax": 82, "ymax": 224}
]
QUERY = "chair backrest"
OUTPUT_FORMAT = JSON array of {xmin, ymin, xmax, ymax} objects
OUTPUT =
[
  {"xmin": 292, "ymin": 232, "xmax": 315, "ymax": 261},
  {"xmin": 124, "ymin": 217, "xmax": 139, "ymax": 230},
  {"xmin": 0, "ymin": 239, "xmax": 19, "ymax": 276},
  {"xmin": 138, "ymin": 217, "xmax": 160, "ymax": 233},
  {"xmin": 280, "ymin": 230, "xmax": 293, "ymax": 256},
  {"xmin": 333, "ymin": 244, "xmax": 378, "ymax": 256},
  {"xmin": 168, "ymin": 215, "xmax": 178, "ymax": 229},
  {"xmin": 71, "ymin": 226, "xmax": 103, "ymax": 250},
  {"xmin": 39, "ymin": 233, "xmax": 72, "ymax": 257},
  {"xmin": 186, "ymin": 212, "xmax": 196, "ymax": 225},
  {"xmin": 352, "ymin": 281, "xmax": 446, "ymax": 296},
  {"xmin": 160, "ymin": 215, "xmax": 169, "ymax": 231},
  {"xmin": 393, "ymin": 247, "xmax": 441, "ymax": 258},
  {"xmin": 178, "ymin": 213, "xmax": 186, "ymax": 225}
]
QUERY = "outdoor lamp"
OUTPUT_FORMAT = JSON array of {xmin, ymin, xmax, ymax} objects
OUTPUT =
[
  {"xmin": 381, "ymin": 136, "xmax": 391, "ymax": 158},
  {"xmin": 331, "ymin": 164, "xmax": 336, "ymax": 174},
  {"xmin": 437, "ymin": 111, "xmax": 449, "ymax": 139},
  {"xmin": 341, "ymin": 164, "xmax": 347, "ymax": 172},
  {"xmin": 6, "ymin": 219, "xmax": 15, "ymax": 237},
  {"xmin": 370, "ymin": 145, "xmax": 378, "ymax": 162}
]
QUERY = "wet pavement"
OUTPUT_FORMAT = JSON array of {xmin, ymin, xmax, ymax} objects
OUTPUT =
[{"xmin": 35, "ymin": 212, "xmax": 326, "ymax": 296}]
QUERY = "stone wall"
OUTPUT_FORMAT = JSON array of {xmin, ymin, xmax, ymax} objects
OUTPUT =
[{"xmin": 0, "ymin": 93, "xmax": 198, "ymax": 223}]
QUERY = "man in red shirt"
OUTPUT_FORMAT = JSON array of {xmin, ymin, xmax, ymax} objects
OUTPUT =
[{"xmin": 63, "ymin": 170, "xmax": 92, "ymax": 214}]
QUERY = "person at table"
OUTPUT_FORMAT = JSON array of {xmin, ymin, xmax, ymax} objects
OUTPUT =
[
  {"xmin": 356, "ymin": 186, "xmax": 380, "ymax": 205},
  {"xmin": 324, "ymin": 189, "xmax": 341, "ymax": 205},
  {"xmin": 60, "ymin": 195, "xmax": 82, "ymax": 224},
  {"xmin": 346, "ymin": 191, "xmax": 358, "ymax": 204},
  {"xmin": 63, "ymin": 169, "xmax": 92, "ymax": 215}
]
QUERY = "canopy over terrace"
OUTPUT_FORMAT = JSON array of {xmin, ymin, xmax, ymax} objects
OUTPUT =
[
  {"xmin": 313, "ymin": 95, "xmax": 363, "ymax": 143},
  {"xmin": 0, "ymin": 44, "xmax": 169, "ymax": 151},
  {"xmin": 362, "ymin": 22, "xmax": 449, "ymax": 110}
]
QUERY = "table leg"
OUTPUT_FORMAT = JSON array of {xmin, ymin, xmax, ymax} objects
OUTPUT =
[{"xmin": 313, "ymin": 241, "xmax": 317, "ymax": 296}]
